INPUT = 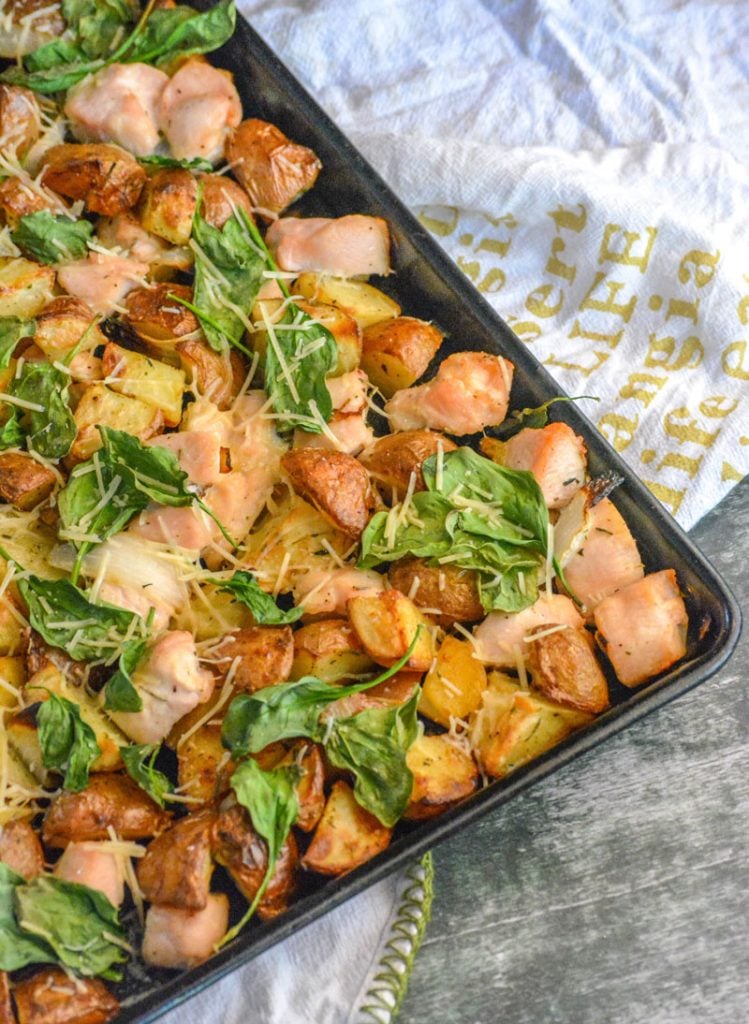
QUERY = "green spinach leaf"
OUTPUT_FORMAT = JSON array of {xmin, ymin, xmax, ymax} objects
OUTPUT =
[
  {"xmin": 325, "ymin": 689, "xmax": 420, "ymax": 827},
  {"xmin": 0, "ymin": 865, "xmax": 55, "ymax": 972},
  {"xmin": 122, "ymin": 0, "xmax": 235, "ymax": 66},
  {"xmin": 213, "ymin": 570, "xmax": 303, "ymax": 625},
  {"xmin": 219, "ymin": 758, "xmax": 299, "ymax": 947},
  {"xmin": 138, "ymin": 154, "xmax": 213, "ymax": 172},
  {"xmin": 103, "ymin": 639, "xmax": 147, "ymax": 712},
  {"xmin": 7, "ymin": 361, "xmax": 76, "ymax": 459},
  {"xmin": 0, "ymin": 407, "xmax": 24, "ymax": 451},
  {"xmin": 36, "ymin": 692, "xmax": 101, "ymax": 791},
  {"xmin": 62, "ymin": 0, "xmax": 139, "ymax": 59},
  {"xmin": 11, "ymin": 211, "xmax": 94, "ymax": 265},
  {"xmin": 0, "ymin": 317, "xmax": 34, "ymax": 369},
  {"xmin": 120, "ymin": 743, "xmax": 173, "ymax": 807}
]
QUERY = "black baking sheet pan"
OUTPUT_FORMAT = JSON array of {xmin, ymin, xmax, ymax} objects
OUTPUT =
[{"xmin": 79, "ymin": 7, "xmax": 740, "ymax": 1020}]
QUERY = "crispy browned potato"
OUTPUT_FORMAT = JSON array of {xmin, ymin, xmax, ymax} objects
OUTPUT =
[
  {"xmin": 286, "ymin": 742, "xmax": 325, "ymax": 833},
  {"xmin": 5, "ymin": 705, "xmax": 52, "ymax": 784},
  {"xmin": 404, "ymin": 733, "xmax": 479, "ymax": 820},
  {"xmin": 0, "ymin": 453, "xmax": 56, "ymax": 511},
  {"xmin": 137, "ymin": 810, "xmax": 215, "ymax": 910},
  {"xmin": 0, "ymin": 175, "xmax": 53, "ymax": 227},
  {"xmin": 526, "ymin": 625, "xmax": 610, "ymax": 714},
  {"xmin": 215, "ymin": 625, "xmax": 294, "ymax": 693},
  {"xmin": 226, "ymin": 118, "xmax": 321, "ymax": 215},
  {"xmin": 42, "ymin": 774, "xmax": 170, "ymax": 848},
  {"xmin": 124, "ymin": 282, "xmax": 199, "ymax": 345},
  {"xmin": 177, "ymin": 722, "xmax": 234, "ymax": 806},
  {"xmin": 13, "ymin": 968, "xmax": 119, "ymax": 1024},
  {"xmin": 72, "ymin": 383, "xmax": 163, "ymax": 462},
  {"xmin": 40, "ymin": 143, "xmax": 147, "ymax": 216},
  {"xmin": 419, "ymin": 635, "xmax": 487, "ymax": 728},
  {"xmin": 0, "ymin": 258, "xmax": 55, "ymax": 319},
  {"xmin": 0, "ymin": 972, "xmax": 12, "ymax": 1024},
  {"xmin": 323, "ymin": 671, "xmax": 421, "ymax": 722},
  {"xmin": 0, "ymin": 0, "xmax": 65, "ymax": 58},
  {"xmin": 348, "ymin": 589, "xmax": 436, "ymax": 670},
  {"xmin": 301, "ymin": 780, "xmax": 391, "ymax": 876},
  {"xmin": 139, "ymin": 167, "xmax": 198, "ymax": 245},
  {"xmin": 388, "ymin": 558, "xmax": 483, "ymax": 628},
  {"xmin": 297, "ymin": 300, "xmax": 361, "ymax": 375},
  {"xmin": 294, "ymin": 273, "xmax": 400, "ymax": 330},
  {"xmin": 361, "ymin": 316, "xmax": 442, "ymax": 398},
  {"xmin": 34, "ymin": 296, "xmax": 106, "ymax": 362},
  {"xmin": 0, "ymin": 593, "xmax": 24, "ymax": 658},
  {"xmin": 198, "ymin": 173, "xmax": 254, "ymax": 228},
  {"xmin": 212, "ymin": 802, "xmax": 298, "ymax": 920},
  {"xmin": 359, "ymin": 429, "xmax": 457, "ymax": 501},
  {"xmin": 0, "ymin": 84, "xmax": 39, "ymax": 157},
  {"xmin": 281, "ymin": 448, "xmax": 375, "ymax": 539},
  {"xmin": 101, "ymin": 342, "xmax": 186, "ymax": 425},
  {"xmin": 176, "ymin": 338, "xmax": 245, "ymax": 410},
  {"xmin": 291, "ymin": 619, "xmax": 373, "ymax": 684},
  {"xmin": 0, "ymin": 819, "xmax": 43, "ymax": 879}
]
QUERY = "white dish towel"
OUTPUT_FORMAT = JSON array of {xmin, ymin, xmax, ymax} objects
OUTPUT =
[{"xmin": 166, "ymin": 1, "xmax": 749, "ymax": 1022}]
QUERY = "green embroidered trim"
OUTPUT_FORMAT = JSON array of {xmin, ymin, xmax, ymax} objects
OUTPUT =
[{"xmin": 355, "ymin": 852, "xmax": 434, "ymax": 1024}]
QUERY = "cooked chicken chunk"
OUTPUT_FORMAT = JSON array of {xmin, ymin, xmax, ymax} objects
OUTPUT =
[
  {"xmin": 266, "ymin": 215, "xmax": 390, "ymax": 277},
  {"xmin": 142, "ymin": 894, "xmax": 229, "ymax": 969},
  {"xmin": 54, "ymin": 842, "xmax": 125, "ymax": 908},
  {"xmin": 157, "ymin": 59, "xmax": 241, "ymax": 163},
  {"xmin": 473, "ymin": 593, "xmax": 584, "ymax": 668}
]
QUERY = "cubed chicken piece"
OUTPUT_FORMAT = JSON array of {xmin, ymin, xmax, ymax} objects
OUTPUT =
[
  {"xmin": 142, "ymin": 894, "xmax": 230, "ymax": 969},
  {"xmin": 500, "ymin": 422, "xmax": 586, "ymax": 509},
  {"xmin": 157, "ymin": 59, "xmax": 241, "ymax": 163},
  {"xmin": 43, "ymin": 774, "xmax": 169, "ymax": 848},
  {"xmin": 109, "ymin": 631, "xmax": 214, "ymax": 745},
  {"xmin": 0, "ymin": 819, "xmax": 43, "ymax": 879},
  {"xmin": 266, "ymin": 215, "xmax": 390, "ymax": 277},
  {"xmin": 225, "ymin": 118, "xmax": 321, "ymax": 214},
  {"xmin": 13, "ymin": 968, "xmax": 119, "ymax": 1024},
  {"xmin": 293, "ymin": 567, "xmax": 386, "ymax": 618},
  {"xmin": 474, "ymin": 593, "xmax": 584, "ymax": 668},
  {"xmin": 385, "ymin": 351, "xmax": 514, "ymax": 435},
  {"xmin": 56, "ymin": 253, "xmax": 149, "ymax": 316},
  {"xmin": 54, "ymin": 842, "xmax": 124, "ymax": 908},
  {"xmin": 594, "ymin": 569, "xmax": 688, "ymax": 687},
  {"xmin": 293, "ymin": 370, "xmax": 374, "ymax": 455},
  {"xmin": 150, "ymin": 429, "xmax": 227, "ymax": 488},
  {"xmin": 65, "ymin": 63, "xmax": 169, "ymax": 157},
  {"xmin": 555, "ymin": 490, "xmax": 644, "ymax": 613}
]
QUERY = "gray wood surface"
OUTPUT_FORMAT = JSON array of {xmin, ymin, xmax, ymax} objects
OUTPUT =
[{"xmin": 398, "ymin": 477, "xmax": 748, "ymax": 1024}]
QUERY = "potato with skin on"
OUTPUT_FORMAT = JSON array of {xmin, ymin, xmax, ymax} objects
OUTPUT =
[
  {"xmin": 0, "ymin": 84, "xmax": 40, "ymax": 157},
  {"xmin": 72, "ymin": 383, "xmax": 164, "ymax": 461},
  {"xmin": 214, "ymin": 625, "xmax": 294, "ymax": 693},
  {"xmin": 526, "ymin": 624, "xmax": 610, "ymax": 714},
  {"xmin": 362, "ymin": 316, "xmax": 443, "ymax": 398},
  {"xmin": 348, "ymin": 589, "xmax": 436, "ymax": 671},
  {"xmin": 404, "ymin": 733, "xmax": 479, "ymax": 820},
  {"xmin": 198, "ymin": 172, "xmax": 255, "ymax": 229},
  {"xmin": 302, "ymin": 780, "xmax": 392, "ymax": 876},
  {"xmin": 177, "ymin": 338, "xmax": 245, "ymax": 410},
  {"xmin": 124, "ymin": 282, "xmax": 200, "ymax": 346},
  {"xmin": 101, "ymin": 342, "xmax": 186, "ymax": 426},
  {"xmin": 359, "ymin": 429, "xmax": 457, "ymax": 502},
  {"xmin": 0, "ymin": 592, "xmax": 25, "ymax": 657},
  {"xmin": 283, "ymin": 741, "xmax": 326, "ymax": 833},
  {"xmin": 594, "ymin": 569, "xmax": 688, "ymax": 687},
  {"xmin": 473, "ymin": 593, "xmax": 584, "ymax": 669},
  {"xmin": 294, "ymin": 272, "xmax": 400, "ymax": 330},
  {"xmin": 388, "ymin": 558, "xmax": 483, "ymax": 628},
  {"xmin": 0, "ymin": 971, "xmax": 12, "ymax": 1024},
  {"xmin": 226, "ymin": 118, "xmax": 321, "ymax": 215},
  {"xmin": 0, "ymin": 258, "xmax": 55, "ymax": 319},
  {"xmin": 322, "ymin": 671, "xmax": 421, "ymax": 722},
  {"xmin": 290, "ymin": 618, "xmax": 374, "ymax": 684},
  {"xmin": 281, "ymin": 448, "xmax": 375, "ymax": 540},
  {"xmin": 0, "ymin": 175, "xmax": 55, "ymax": 227},
  {"xmin": 137, "ymin": 810, "xmax": 215, "ymax": 910},
  {"xmin": 0, "ymin": 453, "xmax": 56, "ymax": 511},
  {"xmin": 42, "ymin": 773, "xmax": 170, "ymax": 849},
  {"xmin": 0, "ymin": 0, "xmax": 65, "ymax": 58},
  {"xmin": 142, "ymin": 894, "xmax": 229, "ymax": 970},
  {"xmin": 212, "ymin": 802, "xmax": 298, "ymax": 920},
  {"xmin": 0, "ymin": 819, "xmax": 43, "ymax": 879},
  {"xmin": 419, "ymin": 635, "xmax": 488, "ymax": 728},
  {"xmin": 139, "ymin": 167, "xmax": 198, "ymax": 246},
  {"xmin": 40, "ymin": 143, "xmax": 147, "ymax": 216},
  {"xmin": 177, "ymin": 722, "xmax": 234, "ymax": 807},
  {"xmin": 12, "ymin": 967, "xmax": 120, "ymax": 1024},
  {"xmin": 34, "ymin": 296, "xmax": 106, "ymax": 363}
]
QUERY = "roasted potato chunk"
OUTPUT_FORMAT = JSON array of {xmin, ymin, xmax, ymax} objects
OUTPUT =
[
  {"xmin": 139, "ymin": 167, "xmax": 198, "ymax": 245},
  {"xmin": 0, "ymin": 453, "xmax": 56, "ymax": 511},
  {"xmin": 0, "ymin": 971, "xmax": 12, "ymax": 1024},
  {"xmin": 323, "ymin": 671, "xmax": 421, "ymax": 721},
  {"xmin": 291, "ymin": 618, "xmax": 374, "ymax": 684},
  {"xmin": 0, "ymin": 0, "xmax": 65, "ymax": 58},
  {"xmin": 0, "ymin": 655, "xmax": 24, "ymax": 711},
  {"xmin": 0, "ymin": 257, "xmax": 55, "ymax": 318},
  {"xmin": 40, "ymin": 143, "xmax": 147, "ymax": 216},
  {"xmin": 142, "ymin": 895, "xmax": 229, "ymax": 970},
  {"xmin": 359, "ymin": 429, "xmax": 457, "ymax": 501},
  {"xmin": 72, "ymin": 383, "xmax": 164, "ymax": 461},
  {"xmin": 226, "ymin": 118, "xmax": 321, "ymax": 215},
  {"xmin": 101, "ymin": 342, "xmax": 186, "ymax": 426},
  {"xmin": 198, "ymin": 173, "xmax": 254, "ymax": 228},
  {"xmin": 215, "ymin": 625, "xmax": 294, "ymax": 693},
  {"xmin": 0, "ymin": 819, "xmax": 43, "ymax": 879},
  {"xmin": 34, "ymin": 296, "xmax": 106, "ymax": 362},
  {"xmin": 212, "ymin": 803, "xmax": 298, "ymax": 920},
  {"xmin": 137, "ymin": 810, "xmax": 215, "ymax": 910},
  {"xmin": 1, "ymin": 747, "xmax": 40, "ymax": 825},
  {"xmin": 526, "ymin": 625, "xmax": 610, "ymax": 714},
  {"xmin": 177, "ymin": 722, "xmax": 234, "ymax": 806},
  {"xmin": 0, "ymin": 84, "xmax": 39, "ymax": 157},
  {"xmin": 42, "ymin": 774, "xmax": 170, "ymax": 848},
  {"xmin": 124, "ymin": 282, "xmax": 199, "ymax": 345},
  {"xmin": 404, "ymin": 733, "xmax": 479, "ymax": 820},
  {"xmin": 0, "ymin": 595, "xmax": 24, "ymax": 657},
  {"xmin": 281, "ymin": 448, "xmax": 375, "ymax": 539},
  {"xmin": 0, "ymin": 176, "xmax": 55, "ymax": 227},
  {"xmin": 419, "ymin": 635, "xmax": 488, "ymax": 728},
  {"xmin": 361, "ymin": 316, "xmax": 442, "ymax": 398},
  {"xmin": 13, "ymin": 968, "xmax": 119, "ymax": 1024},
  {"xmin": 294, "ymin": 273, "xmax": 400, "ymax": 330},
  {"xmin": 297, "ymin": 300, "xmax": 361, "ymax": 375},
  {"xmin": 285, "ymin": 741, "xmax": 325, "ymax": 833},
  {"xmin": 348, "ymin": 589, "xmax": 436, "ymax": 671},
  {"xmin": 469, "ymin": 672, "xmax": 593, "ymax": 780},
  {"xmin": 177, "ymin": 338, "xmax": 245, "ymax": 410},
  {"xmin": 302, "ymin": 780, "xmax": 391, "ymax": 876},
  {"xmin": 388, "ymin": 558, "xmax": 483, "ymax": 628}
]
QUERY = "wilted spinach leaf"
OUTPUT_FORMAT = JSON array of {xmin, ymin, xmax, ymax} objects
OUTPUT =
[
  {"xmin": 11, "ymin": 211, "xmax": 94, "ymax": 264},
  {"xmin": 36, "ymin": 692, "xmax": 101, "ymax": 791},
  {"xmin": 0, "ymin": 317, "xmax": 34, "ymax": 369},
  {"xmin": 138, "ymin": 154, "xmax": 213, "ymax": 172},
  {"xmin": 103, "ymin": 639, "xmax": 147, "ymax": 712},
  {"xmin": 120, "ymin": 743, "xmax": 173, "ymax": 807},
  {"xmin": 0, "ymin": 865, "xmax": 55, "ymax": 972},
  {"xmin": 491, "ymin": 395, "xmax": 597, "ymax": 440},
  {"xmin": 213, "ymin": 570, "xmax": 303, "ymax": 625},
  {"xmin": 7, "ymin": 361, "xmax": 76, "ymax": 459}
]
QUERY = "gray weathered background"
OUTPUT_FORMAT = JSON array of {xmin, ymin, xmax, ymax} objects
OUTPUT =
[{"xmin": 399, "ymin": 478, "xmax": 747, "ymax": 1024}]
